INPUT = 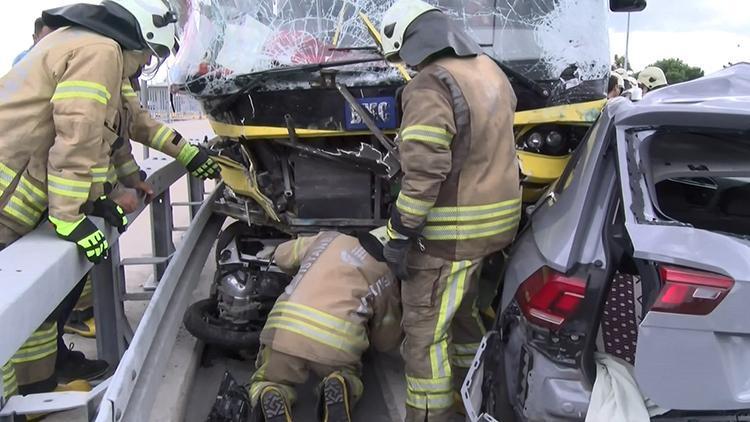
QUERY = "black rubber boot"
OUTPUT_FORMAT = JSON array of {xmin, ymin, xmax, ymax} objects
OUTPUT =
[
  {"xmin": 56, "ymin": 350, "xmax": 109, "ymax": 382},
  {"xmin": 259, "ymin": 386, "xmax": 292, "ymax": 422},
  {"xmin": 321, "ymin": 373, "xmax": 352, "ymax": 422}
]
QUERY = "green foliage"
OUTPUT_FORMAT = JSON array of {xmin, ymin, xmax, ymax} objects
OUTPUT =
[{"xmin": 648, "ymin": 58, "xmax": 704, "ymax": 84}]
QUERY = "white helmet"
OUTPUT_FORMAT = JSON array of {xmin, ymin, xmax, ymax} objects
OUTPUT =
[
  {"xmin": 105, "ymin": 0, "xmax": 177, "ymax": 59},
  {"xmin": 379, "ymin": 0, "xmax": 438, "ymax": 61},
  {"xmin": 638, "ymin": 66, "xmax": 668, "ymax": 90}
]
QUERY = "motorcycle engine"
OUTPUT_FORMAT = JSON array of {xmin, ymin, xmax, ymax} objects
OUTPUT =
[{"xmin": 215, "ymin": 235, "xmax": 289, "ymax": 326}]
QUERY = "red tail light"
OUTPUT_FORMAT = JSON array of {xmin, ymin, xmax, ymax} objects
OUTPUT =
[
  {"xmin": 516, "ymin": 267, "xmax": 586, "ymax": 330},
  {"xmin": 652, "ymin": 265, "xmax": 734, "ymax": 315}
]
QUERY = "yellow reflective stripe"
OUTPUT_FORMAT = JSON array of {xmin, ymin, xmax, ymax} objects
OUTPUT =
[
  {"xmin": 423, "ymin": 214, "xmax": 521, "ymax": 241},
  {"xmin": 291, "ymin": 238, "xmax": 303, "ymax": 263},
  {"xmin": 11, "ymin": 341, "xmax": 57, "ymax": 363},
  {"xmin": 20, "ymin": 324, "xmax": 57, "ymax": 346},
  {"xmin": 450, "ymin": 355, "xmax": 475, "ymax": 368},
  {"xmin": 453, "ymin": 342, "xmax": 481, "ymax": 355},
  {"xmin": 264, "ymin": 318, "xmax": 363, "ymax": 355},
  {"xmin": 272, "ymin": 302, "xmax": 364, "ymax": 338},
  {"xmin": 116, "ymin": 160, "xmax": 140, "ymax": 178},
  {"xmin": 0, "ymin": 164, "xmax": 17, "ymax": 188},
  {"xmin": 430, "ymin": 261, "xmax": 471, "ymax": 378},
  {"xmin": 91, "ymin": 167, "xmax": 109, "ymax": 183},
  {"xmin": 81, "ymin": 278, "xmax": 93, "ymax": 297},
  {"xmin": 121, "ymin": 85, "xmax": 138, "ymax": 98},
  {"xmin": 107, "ymin": 165, "xmax": 118, "ymax": 184},
  {"xmin": 406, "ymin": 375, "xmax": 452, "ymax": 393},
  {"xmin": 405, "ymin": 390, "xmax": 454, "ymax": 410},
  {"xmin": 53, "ymin": 81, "xmax": 111, "ymax": 103},
  {"xmin": 427, "ymin": 198, "xmax": 522, "ymax": 223},
  {"xmin": 19, "ymin": 176, "xmax": 47, "ymax": 206},
  {"xmin": 386, "ymin": 221, "xmax": 408, "ymax": 241},
  {"xmin": 401, "ymin": 125, "xmax": 453, "ymax": 147},
  {"xmin": 4, "ymin": 197, "xmax": 41, "ymax": 226},
  {"xmin": 52, "ymin": 81, "xmax": 111, "ymax": 105},
  {"xmin": 2, "ymin": 362, "xmax": 18, "ymax": 398},
  {"xmin": 47, "ymin": 174, "xmax": 91, "ymax": 199},
  {"xmin": 396, "ymin": 193, "xmax": 435, "ymax": 217},
  {"xmin": 14, "ymin": 187, "xmax": 46, "ymax": 213},
  {"xmin": 151, "ymin": 125, "xmax": 173, "ymax": 151}
]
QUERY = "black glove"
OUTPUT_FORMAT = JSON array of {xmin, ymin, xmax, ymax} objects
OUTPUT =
[
  {"xmin": 91, "ymin": 195, "xmax": 128, "ymax": 233},
  {"xmin": 182, "ymin": 145, "xmax": 221, "ymax": 180},
  {"xmin": 383, "ymin": 239, "xmax": 411, "ymax": 280},
  {"xmin": 52, "ymin": 217, "xmax": 109, "ymax": 264}
]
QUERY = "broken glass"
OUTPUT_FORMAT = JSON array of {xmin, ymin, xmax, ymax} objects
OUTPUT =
[{"xmin": 169, "ymin": 0, "xmax": 610, "ymax": 96}]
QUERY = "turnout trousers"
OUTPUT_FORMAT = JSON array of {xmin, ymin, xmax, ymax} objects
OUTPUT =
[
  {"xmin": 402, "ymin": 251, "xmax": 486, "ymax": 422},
  {"xmin": 249, "ymin": 348, "xmax": 364, "ymax": 409}
]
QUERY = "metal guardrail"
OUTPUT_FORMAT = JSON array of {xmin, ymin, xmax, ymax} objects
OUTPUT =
[{"xmin": 0, "ymin": 156, "xmax": 210, "ymax": 420}]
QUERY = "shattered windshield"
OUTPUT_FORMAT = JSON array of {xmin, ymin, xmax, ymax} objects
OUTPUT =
[{"xmin": 169, "ymin": 0, "xmax": 609, "ymax": 95}]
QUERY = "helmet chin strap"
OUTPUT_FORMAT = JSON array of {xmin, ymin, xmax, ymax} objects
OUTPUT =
[{"xmin": 141, "ymin": 44, "xmax": 166, "ymax": 80}]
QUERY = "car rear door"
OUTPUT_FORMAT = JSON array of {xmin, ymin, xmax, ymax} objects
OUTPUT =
[{"xmin": 612, "ymin": 99, "xmax": 750, "ymax": 411}]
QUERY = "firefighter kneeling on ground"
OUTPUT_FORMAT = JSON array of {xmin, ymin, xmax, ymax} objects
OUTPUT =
[
  {"xmin": 378, "ymin": 1, "xmax": 522, "ymax": 420},
  {"xmin": 249, "ymin": 228, "xmax": 402, "ymax": 422}
]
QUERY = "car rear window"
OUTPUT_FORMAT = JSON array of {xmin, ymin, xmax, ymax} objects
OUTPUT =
[{"xmin": 645, "ymin": 130, "xmax": 750, "ymax": 238}]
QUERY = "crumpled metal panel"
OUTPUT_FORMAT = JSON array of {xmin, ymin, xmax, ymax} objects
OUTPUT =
[{"xmin": 169, "ymin": 0, "xmax": 609, "ymax": 96}]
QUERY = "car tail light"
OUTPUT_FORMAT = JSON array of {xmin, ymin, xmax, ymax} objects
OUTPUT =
[
  {"xmin": 516, "ymin": 267, "xmax": 586, "ymax": 330},
  {"xmin": 652, "ymin": 265, "xmax": 733, "ymax": 315}
]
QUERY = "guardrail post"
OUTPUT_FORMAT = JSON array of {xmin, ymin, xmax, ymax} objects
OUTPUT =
[
  {"xmin": 187, "ymin": 177, "xmax": 205, "ymax": 221},
  {"xmin": 92, "ymin": 242, "xmax": 127, "ymax": 365},
  {"xmin": 150, "ymin": 190, "xmax": 175, "ymax": 282}
]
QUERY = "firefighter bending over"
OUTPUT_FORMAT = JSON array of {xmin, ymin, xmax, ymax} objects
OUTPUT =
[
  {"xmin": 249, "ymin": 228, "xmax": 401, "ymax": 422},
  {"xmin": 0, "ymin": 0, "xmax": 183, "ymax": 400},
  {"xmin": 379, "ymin": 1, "xmax": 522, "ymax": 420}
]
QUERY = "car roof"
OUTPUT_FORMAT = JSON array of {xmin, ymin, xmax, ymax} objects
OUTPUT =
[{"xmin": 612, "ymin": 63, "xmax": 750, "ymax": 128}]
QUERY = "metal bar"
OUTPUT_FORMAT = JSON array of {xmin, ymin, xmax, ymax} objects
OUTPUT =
[
  {"xmin": 96, "ymin": 186, "xmax": 225, "ymax": 422},
  {"xmin": 119, "ymin": 256, "xmax": 172, "ymax": 266},
  {"xmin": 335, "ymin": 83, "xmax": 399, "ymax": 158},
  {"xmin": 187, "ymin": 176, "xmax": 205, "ymax": 220},
  {"xmin": 0, "ymin": 379, "xmax": 110, "ymax": 420},
  {"xmin": 150, "ymin": 190, "xmax": 175, "ymax": 281},
  {"xmin": 121, "ymin": 292, "xmax": 154, "ymax": 302},
  {"xmin": 92, "ymin": 243, "xmax": 127, "ymax": 366},
  {"xmin": 170, "ymin": 202, "xmax": 204, "ymax": 207}
]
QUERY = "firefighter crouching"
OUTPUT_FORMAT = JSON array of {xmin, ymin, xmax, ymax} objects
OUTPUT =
[
  {"xmin": 379, "ymin": 1, "xmax": 522, "ymax": 420},
  {"xmin": 249, "ymin": 228, "xmax": 402, "ymax": 422},
  {"xmin": 0, "ymin": 0, "xmax": 182, "ymax": 400}
]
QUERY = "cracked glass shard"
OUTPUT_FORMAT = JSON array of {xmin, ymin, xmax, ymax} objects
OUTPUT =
[{"xmin": 168, "ymin": 0, "xmax": 609, "ymax": 96}]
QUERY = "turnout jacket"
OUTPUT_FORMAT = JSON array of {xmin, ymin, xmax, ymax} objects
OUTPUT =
[
  {"xmin": 260, "ymin": 232, "xmax": 402, "ymax": 368},
  {"xmin": 389, "ymin": 54, "xmax": 522, "ymax": 260},
  {"xmin": 0, "ymin": 27, "xmax": 136, "ymax": 234}
]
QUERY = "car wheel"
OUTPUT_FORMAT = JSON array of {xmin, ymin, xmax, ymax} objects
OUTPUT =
[{"xmin": 183, "ymin": 298, "xmax": 261, "ymax": 351}]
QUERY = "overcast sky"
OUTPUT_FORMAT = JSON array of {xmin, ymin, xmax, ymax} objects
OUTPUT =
[{"xmin": 0, "ymin": 0, "xmax": 747, "ymax": 77}]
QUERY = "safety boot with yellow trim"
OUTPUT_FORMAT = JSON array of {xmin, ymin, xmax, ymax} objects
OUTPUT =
[
  {"xmin": 64, "ymin": 317, "xmax": 96, "ymax": 338},
  {"xmin": 320, "ymin": 372, "xmax": 352, "ymax": 422},
  {"xmin": 258, "ymin": 386, "xmax": 292, "ymax": 422}
]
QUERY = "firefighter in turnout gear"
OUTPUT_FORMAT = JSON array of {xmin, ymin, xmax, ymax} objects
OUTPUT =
[
  {"xmin": 249, "ymin": 228, "xmax": 402, "ymax": 422},
  {"xmin": 379, "ymin": 1, "xmax": 522, "ymax": 420},
  {"xmin": 0, "ymin": 0, "xmax": 180, "ymax": 399}
]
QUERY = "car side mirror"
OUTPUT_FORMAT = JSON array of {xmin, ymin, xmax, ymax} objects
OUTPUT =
[{"xmin": 610, "ymin": 0, "xmax": 647, "ymax": 12}]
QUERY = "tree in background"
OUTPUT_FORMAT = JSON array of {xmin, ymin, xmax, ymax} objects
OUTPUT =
[{"xmin": 648, "ymin": 58, "xmax": 704, "ymax": 84}]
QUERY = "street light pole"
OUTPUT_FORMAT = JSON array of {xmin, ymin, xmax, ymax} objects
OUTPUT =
[{"xmin": 624, "ymin": 12, "xmax": 631, "ymax": 71}]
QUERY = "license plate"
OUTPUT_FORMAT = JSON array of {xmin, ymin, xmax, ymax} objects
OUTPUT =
[{"xmin": 344, "ymin": 96, "xmax": 397, "ymax": 131}]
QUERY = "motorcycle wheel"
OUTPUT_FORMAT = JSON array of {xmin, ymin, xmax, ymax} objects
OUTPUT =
[{"xmin": 183, "ymin": 298, "xmax": 261, "ymax": 351}]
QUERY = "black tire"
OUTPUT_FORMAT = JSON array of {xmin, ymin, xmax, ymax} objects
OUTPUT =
[{"xmin": 183, "ymin": 298, "xmax": 261, "ymax": 351}]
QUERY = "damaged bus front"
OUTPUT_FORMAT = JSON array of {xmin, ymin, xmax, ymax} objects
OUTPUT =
[{"xmin": 171, "ymin": 0, "xmax": 612, "ymax": 352}]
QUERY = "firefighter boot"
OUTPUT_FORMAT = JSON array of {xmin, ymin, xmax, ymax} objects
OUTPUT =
[
  {"xmin": 320, "ymin": 372, "xmax": 352, "ymax": 422},
  {"xmin": 257, "ymin": 386, "xmax": 292, "ymax": 422}
]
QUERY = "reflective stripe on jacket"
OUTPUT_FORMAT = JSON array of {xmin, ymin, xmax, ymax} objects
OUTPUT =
[
  {"xmin": 0, "ymin": 27, "xmax": 128, "ymax": 234},
  {"xmin": 391, "ymin": 54, "xmax": 522, "ymax": 260},
  {"xmin": 260, "ymin": 232, "xmax": 401, "ymax": 368}
]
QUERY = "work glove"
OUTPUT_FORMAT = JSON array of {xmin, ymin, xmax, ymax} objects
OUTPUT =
[
  {"xmin": 90, "ymin": 195, "xmax": 129, "ymax": 233},
  {"xmin": 51, "ymin": 217, "xmax": 109, "ymax": 264},
  {"xmin": 178, "ymin": 144, "xmax": 221, "ymax": 180},
  {"xmin": 383, "ymin": 239, "xmax": 411, "ymax": 281}
]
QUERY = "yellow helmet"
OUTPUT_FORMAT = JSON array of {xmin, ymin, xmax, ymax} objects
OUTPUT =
[{"xmin": 638, "ymin": 66, "xmax": 668, "ymax": 90}]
